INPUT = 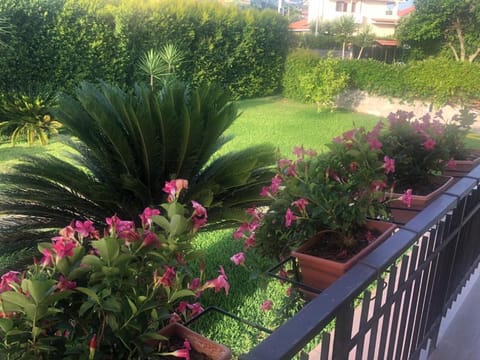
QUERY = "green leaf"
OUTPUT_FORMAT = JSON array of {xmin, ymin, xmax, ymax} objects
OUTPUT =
[
  {"xmin": 75, "ymin": 287, "xmax": 100, "ymax": 304},
  {"xmin": 81, "ymin": 254, "xmax": 103, "ymax": 269},
  {"xmin": 79, "ymin": 301, "xmax": 94, "ymax": 317},
  {"xmin": 91, "ymin": 237, "xmax": 120, "ymax": 264},
  {"xmin": 0, "ymin": 292, "xmax": 33, "ymax": 312},
  {"xmin": 0, "ymin": 318, "xmax": 13, "ymax": 333},
  {"xmin": 103, "ymin": 297, "xmax": 122, "ymax": 312},
  {"xmin": 21, "ymin": 279, "xmax": 56, "ymax": 305},
  {"xmin": 168, "ymin": 289, "xmax": 195, "ymax": 303},
  {"xmin": 127, "ymin": 297, "xmax": 137, "ymax": 315},
  {"xmin": 151, "ymin": 215, "xmax": 170, "ymax": 232}
]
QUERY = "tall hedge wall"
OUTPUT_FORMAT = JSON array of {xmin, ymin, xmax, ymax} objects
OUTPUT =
[
  {"xmin": 282, "ymin": 50, "xmax": 480, "ymax": 106},
  {"xmin": 0, "ymin": 0, "xmax": 289, "ymax": 98}
]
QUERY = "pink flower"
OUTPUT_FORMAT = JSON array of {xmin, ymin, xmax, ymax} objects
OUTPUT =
[
  {"xmin": 59, "ymin": 225, "xmax": 75, "ymax": 239},
  {"xmin": 142, "ymin": 231, "xmax": 160, "ymax": 248},
  {"xmin": 40, "ymin": 248, "xmax": 54, "ymax": 267},
  {"xmin": 371, "ymin": 180, "xmax": 387, "ymax": 191},
  {"xmin": 304, "ymin": 148, "xmax": 317, "ymax": 157},
  {"xmin": 261, "ymin": 300, "xmax": 273, "ymax": 312},
  {"xmin": 0, "ymin": 271, "xmax": 21, "ymax": 292},
  {"xmin": 176, "ymin": 301, "xmax": 189, "ymax": 314},
  {"xmin": 230, "ymin": 252, "xmax": 246, "ymax": 266},
  {"xmin": 204, "ymin": 266, "xmax": 229, "ymax": 295},
  {"xmin": 191, "ymin": 201, "xmax": 207, "ymax": 231},
  {"xmin": 260, "ymin": 175, "xmax": 282, "ymax": 197},
  {"xmin": 342, "ymin": 129, "xmax": 356, "ymax": 141},
  {"xmin": 139, "ymin": 207, "xmax": 160, "ymax": 228},
  {"xmin": 383, "ymin": 156, "xmax": 395, "ymax": 174},
  {"xmin": 74, "ymin": 220, "xmax": 95, "ymax": 238},
  {"xmin": 188, "ymin": 278, "xmax": 201, "ymax": 291},
  {"xmin": 51, "ymin": 237, "xmax": 77, "ymax": 259},
  {"xmin": 368, "ymin": 137, "xmax": 382, "ymax": 150},
  {"xmin": 163, "ymin": 179, "xmax": 189, "ymax": 202},
  {"xmin": 183, "ymin": 339, "xmax": 192, "ymax": 351},
  {"xmin": 291, "ymin": 198, "xmax": 309, "ymax": 213},
  {"xmin": 292, "ymin": 145, "xmax": 305, "ymax": 158},
  {"xmin": 244, "ymin": 234, "xmax": 256, "ymax": 250},
  {"xmin": 233, "ymin": 222, "xmax": 249, "ymax": 240},
  {"xmin": 155, "ymin": 266, "xmax": 176, "ymax": 288},
  {"xmin": 56, "ymin": 276, "xmax": 77, "ymax": 291},
  {"xmin": 169, "ymin": 312, "xmax": 182, "ymax": 324},
  {"xmin": 400, "ymin": 189, "xmax": 413, "ymax": 208},
  {"xmin": 105, "ymin": 215, "xmax": 135, "ymax": 234},
  {"xmin": 423, "ymin": 138, "xmax": 436, "ymax": 150},
  {"xmin": 187, "ymin": 302, "xmax": 204, "ymax": 317},
  {"xmin": 285, "ymin": 208, "xmax": 297, "ymax": 227},
  {"xmin": 447, "ymin": 158, "xmax": 456, "ymax": 169},
  {"xmin": 169, "ymin": 348, "xmax": 190, "ymax": 360}
]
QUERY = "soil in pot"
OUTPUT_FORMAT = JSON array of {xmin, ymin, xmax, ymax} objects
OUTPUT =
[{"xmin": 388, "ymin": 176, "xmax": 454, "ymax": 224}]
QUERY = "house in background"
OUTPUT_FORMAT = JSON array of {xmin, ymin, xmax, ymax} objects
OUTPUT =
[{"xmin": 307, "ymin": 0, "xmax": 408, "ymax": 37}]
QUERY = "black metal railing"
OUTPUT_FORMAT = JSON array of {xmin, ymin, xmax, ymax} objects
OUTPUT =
[{"xmin": 241, "ymin": 166, "xmax": 480, "ymax": 360}]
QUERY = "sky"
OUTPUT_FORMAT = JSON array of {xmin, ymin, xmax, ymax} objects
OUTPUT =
[{"xmin": 399, "ymin": 0, "xmax": 414, "ymax": 10}]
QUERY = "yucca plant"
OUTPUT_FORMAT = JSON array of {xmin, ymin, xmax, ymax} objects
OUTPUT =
[
  {"xmin": 138, "ymin": 44, "xmax": 185, "ymax": 89},
  {"xmin": 0, "ymin": 90, "xmax": 61, "ymax": 146},
  {"xmin": 0, "ymin": 80, "xmax": 275, "ymax": 245}
]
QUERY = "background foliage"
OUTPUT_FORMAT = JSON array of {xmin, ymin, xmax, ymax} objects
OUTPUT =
[
  {"xmin": 0, "ymin": 0, "xmax": 289, "ymax": 99},
  {"xmin": 282, "ymin": 49, "xmax": 480, "ymax": 106}
]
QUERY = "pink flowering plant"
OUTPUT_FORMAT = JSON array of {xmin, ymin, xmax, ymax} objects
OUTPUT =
[
  {"xmin": 379, "ymin": 110, "xmax": 450, "ymax": 191},
  {"xmin": 238, "ymin": 131, "xmax": 391, "ymax": 260},
  {"xmin": 0, "ymin": 180, "xmax": 229, "ymax": 359}
]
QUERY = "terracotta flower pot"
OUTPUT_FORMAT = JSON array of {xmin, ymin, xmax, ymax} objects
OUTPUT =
[
  {"xmin": 291, "ymin": 220, "xmax": 396, "ymax": 294},
  {"xmin": 444, "ymin": 150, "xmax": 480, "ymax": 180},
  {"xmin": 159, "ymin": 323, "xmax": 232, "ymax": 360},
  {"xmin": 388, "ymin": 176, "xmax": 454, "ymax": 224}
]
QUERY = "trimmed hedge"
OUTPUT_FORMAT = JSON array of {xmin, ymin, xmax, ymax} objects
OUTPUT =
[
  {"xmin": 282, "ymin": 50, "xmax": 480, "ymax": 105},
  {"xmin": 0, "ymin": 0, "xmax": 289, "ymax": 99}
]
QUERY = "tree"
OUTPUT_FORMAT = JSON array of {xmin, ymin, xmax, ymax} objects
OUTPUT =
[
  {"xmin": 333, "ymin": 15, "xmax": 356, "ymax": 59},
  {"xmin": 0, "ymin": 81, "xmax": 275, "ymax": 245},
  {"xmin": 353, "ymin": 25, "xmax": 376, "ymax": 59},
  {"xmin": 396, "ymin": 0, "xmax": 480, "ymax": 62}
]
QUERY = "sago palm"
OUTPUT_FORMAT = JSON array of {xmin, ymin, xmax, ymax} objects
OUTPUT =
[
  {"xmin": 0, "ymin": 91, "xmax": 61, "ymax": 146},
  {"xmin": 0, "ymin": 81, "xmax": 275, "ymax": 244}
]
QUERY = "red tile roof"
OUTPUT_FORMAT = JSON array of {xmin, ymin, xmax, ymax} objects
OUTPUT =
[
  {"xmin": 288, "ymin": 18, "xmax": 310, "ymax": 32},
  {"xmin": 398, "ymin": 5, "xmax": 415, "ymax": 17},
  {"xmin": 375, "ymin": 39, "xmax": 398, "ymax": 47}
]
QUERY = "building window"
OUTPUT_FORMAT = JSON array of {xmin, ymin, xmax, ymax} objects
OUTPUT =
[
  {"xmin": 336, "ymin": 1, "xmax": 347, "ymax": 12},
  {"xmin": 386, "ymin": 2, "xmax": 395, "ymax": 15},
  {"xmin": 351, "ymin": 1, "xmax": 356, "ymax": 12}
]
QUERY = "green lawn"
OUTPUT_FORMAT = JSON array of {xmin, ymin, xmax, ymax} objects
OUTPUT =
[{"xmin": 222, "ymin": 96, "xmax": 381, "ymax": 156}]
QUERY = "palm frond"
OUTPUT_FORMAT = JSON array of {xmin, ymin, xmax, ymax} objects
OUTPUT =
[{"xmin": 0, "ymin": 81, "xmax": 275, "ymax": 246}]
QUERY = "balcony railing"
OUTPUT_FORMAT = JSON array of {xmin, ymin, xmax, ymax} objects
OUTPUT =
[{"xmin": 241, "ymin": 166, "xmax": 480, "ymax": 360}]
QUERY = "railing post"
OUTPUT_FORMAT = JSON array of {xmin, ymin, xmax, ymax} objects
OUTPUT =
[{"xmin": 332, "ymin": 301, "xmax": 354, "ymax": 359}]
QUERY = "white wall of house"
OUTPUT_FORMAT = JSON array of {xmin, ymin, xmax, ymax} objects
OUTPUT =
[{"xmin": 308, "ymin": 0, "xmax": 406, "ymax": 37}]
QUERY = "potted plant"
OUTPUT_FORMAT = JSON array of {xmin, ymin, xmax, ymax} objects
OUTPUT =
[
  {"xmin": 235, "ymin": 127, "xmax": 397, "ymax": 292},
  {"xmin": 440, "ymin": 108, "xmax": 480, "ymax": 178},
  {"xmin": 379, "ymin": 110, "xmax": 455, "ymax": 222},
  {"xmin": 0, "ymin": 180, "xmax": 231, "ymax": 359}
]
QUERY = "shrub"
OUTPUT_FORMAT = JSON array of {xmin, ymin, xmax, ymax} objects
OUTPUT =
[
  {"xmin": 0, "ymin": 90, "xmax": 61, "ymax": 146},
  {"xmin": 0, "ymin": 81, "xmax": 275, "ymax": 246},
  {"xmin": 282, "ymin": 49, "xmax": 321, "ymax": 101},
  {"xmin": 304, "ymin": 57, "xmax": 349, "ymax": 111}
]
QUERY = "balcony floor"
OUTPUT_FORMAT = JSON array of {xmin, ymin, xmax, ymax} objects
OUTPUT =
[{"xmin": 427, "ymin": 264, "xmax": 480, "ymax": 360}]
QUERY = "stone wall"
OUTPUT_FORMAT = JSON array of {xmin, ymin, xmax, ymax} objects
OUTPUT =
[{"xmin": 336, "ymin": 90, "xmax": 480, "ymax": 130}]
